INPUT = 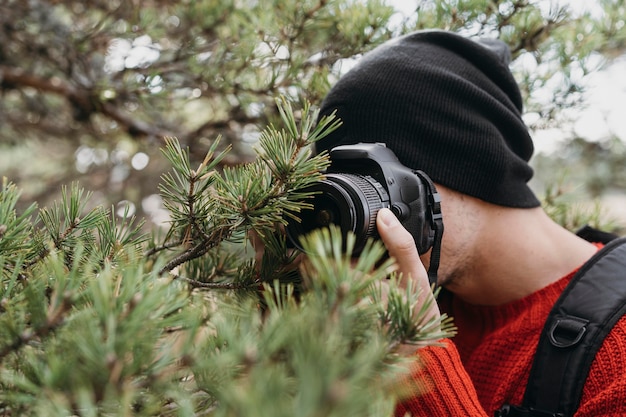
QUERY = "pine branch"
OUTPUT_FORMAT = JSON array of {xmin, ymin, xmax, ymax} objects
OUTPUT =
[
  {"xmin": 298, "ymin": 225, "xmax": 456, "ymax": 349},
  {"xmin": 0, "ymin": 291, "xmax": 72, "ymax": 361},
  {"xmin": 1, "ymin": 97, "xmax": 454, "ymax": 416},
  {"xmin": 156, "ymin": 97, "xmax": 340, "ymax": 284},
  {"xmin": 0, "ymin": 180, "xmax": 40, "ymax": 277},
  {"xmin": 158, "ymin": 226, "xmax": 230, "ymax": 274}
]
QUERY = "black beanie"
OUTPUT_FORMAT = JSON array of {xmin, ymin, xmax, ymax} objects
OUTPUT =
[{"xmin": 316, "ymin": 30, "xmax": 540, "ymax": 208}]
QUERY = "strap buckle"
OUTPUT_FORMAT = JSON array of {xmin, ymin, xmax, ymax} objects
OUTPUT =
[{"xmin": 548, "ymin": 315, "xmax": 588, "ymax": 348}]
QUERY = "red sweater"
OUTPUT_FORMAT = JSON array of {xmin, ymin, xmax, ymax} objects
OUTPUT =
[{"xmin": 395, "ymin": 268, "xmax": 626, "ymax": 416}]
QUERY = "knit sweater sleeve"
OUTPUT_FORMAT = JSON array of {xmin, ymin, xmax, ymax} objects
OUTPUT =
[{"xmin": 394, "ymin": 339, "xmax": 488, "ymax": 417}]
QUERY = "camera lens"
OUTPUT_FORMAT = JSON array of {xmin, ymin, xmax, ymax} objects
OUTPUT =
[{"xmin": 286, "ymin": 173, "xmax": 390, "ymax": 255}]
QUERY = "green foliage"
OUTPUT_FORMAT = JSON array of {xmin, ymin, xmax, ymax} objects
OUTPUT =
[
  {"xmin": 3, "ymin": 0, "xmax": 626, "ymax": 225},
  {"xmin": 154, "ymin": 98, "xmax": 339, "ymax": 282},
  {"xmin": 1, "ymin": 1, "xmax": 624, "ymax": 413},
  {"xmin": 0, "ymin": 180, "xmax": 37, "ymax": 271},
  {"xmin": 189, "ymin": 226, "xmax": 451, "ymax": 417},
  {"xmin": 0, "ymin": 99, "xmax": 454, "ymax": 416},
  {"xmin": 541, "ymin": 179, "xmax": 623, "ymax": 234},
  {"xmin": 534, "ymin": 136, "xmax": 626, "ymax": 234}
]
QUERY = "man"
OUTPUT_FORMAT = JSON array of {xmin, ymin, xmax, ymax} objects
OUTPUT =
[{"xmin": 314, "ymin": 30, "xmax": 626, "ymax": 416}]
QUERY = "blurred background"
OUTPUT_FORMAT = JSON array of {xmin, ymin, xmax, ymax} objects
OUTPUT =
[{"xmin": 1, "ymin": 0, "xmax": 625, "ymax": 231}]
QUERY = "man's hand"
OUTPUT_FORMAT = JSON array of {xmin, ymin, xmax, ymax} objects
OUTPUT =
[
  {"xmin": 250, "ymin": 208, "xmax": 442, "ymax": 345},
  {"xmin": 376, "ymin": 208, "xmax": 441, "ymax": 325}
]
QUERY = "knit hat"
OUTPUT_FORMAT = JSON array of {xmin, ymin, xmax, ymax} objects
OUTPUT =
[{"xmin": 316, "ymin": 30, "xmax": 540, "ymax": 208}]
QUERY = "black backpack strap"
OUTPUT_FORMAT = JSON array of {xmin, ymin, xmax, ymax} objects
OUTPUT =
[{"xmin": 496, "ymin": 236, "xmax": 626, "ymax": 417}]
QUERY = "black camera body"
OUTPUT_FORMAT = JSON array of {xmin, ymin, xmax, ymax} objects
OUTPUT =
[{"xmin": 286, "ymin": 142, "xmax": 442, "ymax": 257}]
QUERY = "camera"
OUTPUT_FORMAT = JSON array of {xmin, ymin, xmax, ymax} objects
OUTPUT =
[{"xmin": 286, "ymin": 143, "xmax": 443, "ymax": 257}]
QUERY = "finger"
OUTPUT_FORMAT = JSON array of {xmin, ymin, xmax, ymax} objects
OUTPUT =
[
  {"xmin": 376, "ymin": 208, "xmax": 441, "ymax": 324},
  {"xmin": 376, "ymin": 208, "xmax": 428, "ymax": 289}
]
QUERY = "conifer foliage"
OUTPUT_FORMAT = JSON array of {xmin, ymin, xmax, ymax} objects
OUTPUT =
[{"xmin": 0, "ymin": 99, "xmax": 454, "ymax": 416}]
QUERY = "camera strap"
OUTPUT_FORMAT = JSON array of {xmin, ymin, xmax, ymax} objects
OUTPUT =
[{"xmin": 414, "ymin": 170, "xmax": 444, "ymax": 288}]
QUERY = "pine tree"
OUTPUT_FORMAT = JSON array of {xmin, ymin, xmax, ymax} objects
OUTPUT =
[
  {"xmin": 3, "ymin": 0, "xmax": 626, "ymax": 221},
  {"xmin": 0, "ymin": 98, "xmax": 454, "ymax": 416}
]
